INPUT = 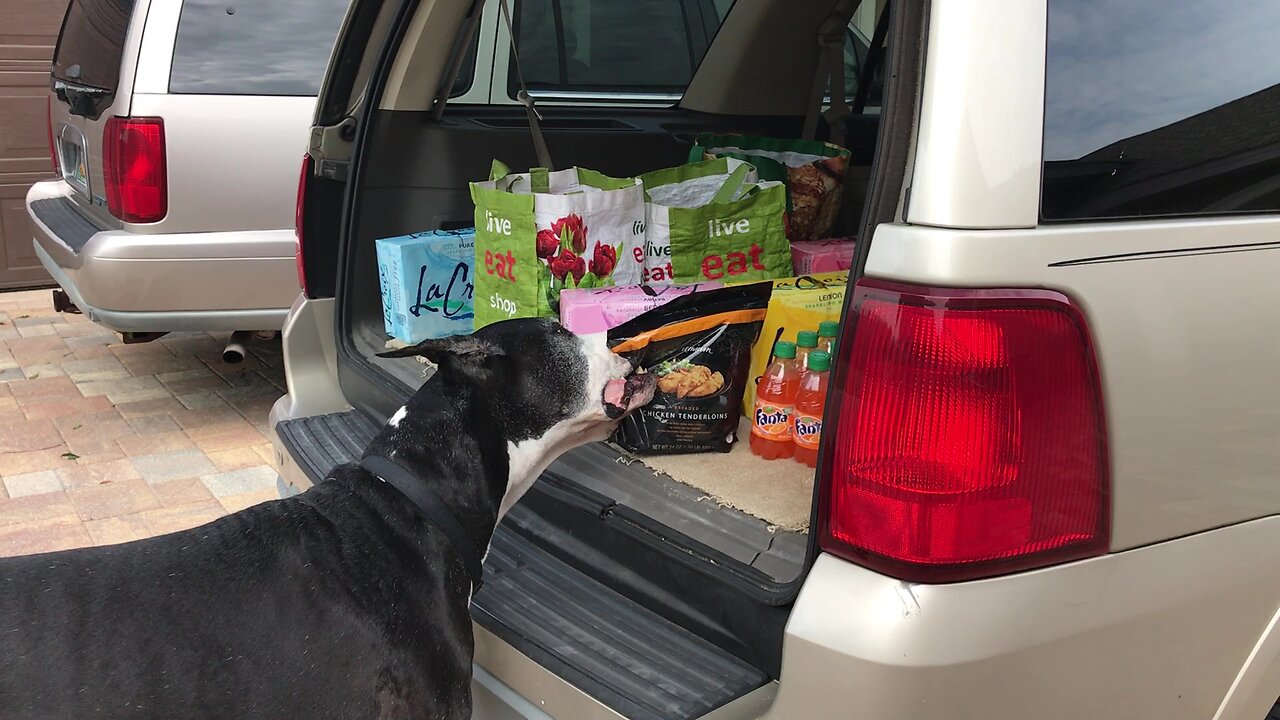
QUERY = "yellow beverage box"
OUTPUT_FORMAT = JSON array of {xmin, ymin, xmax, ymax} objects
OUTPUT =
[{"xmin": 729, "ymin": 272, "xmax": 847, "ymax": 416}]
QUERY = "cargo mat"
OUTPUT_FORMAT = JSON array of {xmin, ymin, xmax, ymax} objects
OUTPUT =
[{"xmin": 636, "ymin": 417, "xmax": 814, "ymax": 533}]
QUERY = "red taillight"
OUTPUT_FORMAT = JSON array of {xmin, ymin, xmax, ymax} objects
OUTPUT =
[
  {"xmin": 295, "ymin": 154, "xmax": 311, "ymax": 297},
  {"xmin": 818, "ymin": 280, "xmax": 1109, "ymax": 582},
  {"xmin": 47, "ymin": 98, "xmax": 59, "ymax": 175},
  {"xmin": 102, "ymin": 117, "xmax": 166, "ymax": 223}
]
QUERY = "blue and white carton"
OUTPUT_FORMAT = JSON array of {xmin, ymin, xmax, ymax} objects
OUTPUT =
[{"xmin": 375, "ymin": 228, "xmax": 476, "ymax": 343}]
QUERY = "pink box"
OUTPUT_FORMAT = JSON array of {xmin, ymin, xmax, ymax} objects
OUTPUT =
[
  {"xmin": 791, "ymin": 238, "xmax": 856, "ymax": 275},
  {"xmin": 559, "ymin": 282, "xmax": 722, "ymax": 334}
]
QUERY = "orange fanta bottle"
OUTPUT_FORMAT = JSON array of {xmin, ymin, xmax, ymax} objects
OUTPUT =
[
  {"xmin": 750, "ymin": 341, "xmax": 799, "ymax": 460},
  {"xmin": 795, "ymin": 330, "xmax": 819, "ymax": 381},
  {"xmin": 817, "ymin": 320, "xmax": 839, "ymax": 356},
  {"xmin": 793, "ymin": 350, "xmax": 830, "ymax": 467}
]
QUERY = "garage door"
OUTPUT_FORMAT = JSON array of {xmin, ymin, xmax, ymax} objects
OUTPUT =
[{"xmin": 0, "ymin": 0, "xmax": 69, "ymax": 290}]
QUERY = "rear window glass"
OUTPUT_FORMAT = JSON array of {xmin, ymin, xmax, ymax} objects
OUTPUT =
[
  {"xmin": 169, "ymin": 0, "xmax": 347, "ymax": 96},
  {"xmin": 513, "ymin": 0, "xmax": 724, "ymax": 95},
  {"xmin": 52, "ymin": 0, "xmax": 136, "ymax": 92}
]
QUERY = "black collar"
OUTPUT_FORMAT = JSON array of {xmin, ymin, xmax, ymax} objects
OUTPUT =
[{"xmin": 360, "ymin": 454, "xmax": 485, "ymax": 594}]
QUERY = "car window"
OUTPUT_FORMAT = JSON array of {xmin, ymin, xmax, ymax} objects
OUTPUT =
[
  {"xmin": 1042, "ymin": 0, "xmax": 1280, "ymax": 221},
  {"xmin": 169, "ymin": 0, "xmax": 348, "ymax": 96},
  {"xmin": 843, "ymin": 21, "xmax": 884, "ymax": 105},
  {"xmin": 512, "ymin": 0, "xmax": 723, "ymax": 96},
  {"xmin": 448, "ymin": 23, "xmax": 481, "ymax": 98},
  {"xmin": 52, "ymin": 0, "xmax": 136, "ymax": 92}
]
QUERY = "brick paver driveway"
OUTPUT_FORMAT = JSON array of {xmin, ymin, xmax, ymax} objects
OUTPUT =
[{"xmin": 0, "ymin": 290, "xmax": 286, "ymax": 557}]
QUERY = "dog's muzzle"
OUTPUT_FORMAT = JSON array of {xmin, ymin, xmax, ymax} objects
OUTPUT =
[{"xmin": 603, "ymin": 371, "xmax": 657, "ymax": 419}]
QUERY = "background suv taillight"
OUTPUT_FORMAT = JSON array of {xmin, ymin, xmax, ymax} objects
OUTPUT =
[
  {"xmin": 47, "ymin": 98, "xmax": 59, "ymax": 175},
  {"xmin": 295, "ymin": 154, "xmax": 311, "ymax": 297},
  {"xmin": 818, "ymin": 280, "xmax": 1110, "ymax": 583},
  {"xmin": 102, "ymin": 117, "xmax": 166, "ymax": 223}
]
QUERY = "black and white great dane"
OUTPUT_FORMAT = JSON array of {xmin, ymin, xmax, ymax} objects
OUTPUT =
[{"xmin": 0, "ymin": 318, "xmax": 656, "ymax": 719}]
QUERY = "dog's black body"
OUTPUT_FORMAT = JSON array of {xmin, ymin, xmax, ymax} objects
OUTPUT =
[
  {"xmin": 0, "ymin": 319, "xmax": 653, "ymax": 719},
  {"xmin": 0, "ymin": 466, "xmax": 473, "ymax": 718}
]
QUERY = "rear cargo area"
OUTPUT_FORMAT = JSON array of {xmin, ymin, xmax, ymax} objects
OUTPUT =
[
  {"xmin": 341, "ymin": 0, "xmax": 886, "ymax": 583},
  {"xmin": 352, "ymin": 104, "xmax": 873, "ymax": 581}
]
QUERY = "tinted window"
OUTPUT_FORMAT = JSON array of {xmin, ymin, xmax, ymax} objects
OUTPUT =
[
  {"xmin": 513, "ymin": 0, "xmax": 720, "ymax": 95},
  {"xmin": 446, "ymin": 20, "xmax": 481, "ymax": 98},
  {"xmin": 52, "ymin": 0, "xmax": 136, "ymax": 92},
  {"xmin": 169, "ymin": 0, "xmax": 347, "ymax": 96},
  {"xmin": 843, "ymin": 15, "xmax": 884, "ymax": 106},
  {"xmin": 1043, "ymin": 0, "xmax": 1280, "ymax": 221}
]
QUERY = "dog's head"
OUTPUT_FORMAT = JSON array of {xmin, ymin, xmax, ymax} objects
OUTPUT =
[{"xmin": 377, "ymin": 318, "xmax": 655, "ymax": 515}]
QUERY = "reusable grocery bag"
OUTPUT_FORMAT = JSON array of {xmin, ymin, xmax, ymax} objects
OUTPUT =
[
  {"xmin": 640, "ymin": 158, "xmax": 791, "ymax": 285},
  {"xmin": 470, "ymin": 161, "xmax": 645, "ymax": 328},
  {"xmin": 730, "ymin": 271, "xmax": 848, "ymax": 415},
  {"xmin": 689, "ymin": 133, "xmax": 851, "ymax": 242}
]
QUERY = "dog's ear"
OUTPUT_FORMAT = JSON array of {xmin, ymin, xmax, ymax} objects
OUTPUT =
[{"xmin": 377, "ymin": 336, "xmax": 506, "ymax": 383}]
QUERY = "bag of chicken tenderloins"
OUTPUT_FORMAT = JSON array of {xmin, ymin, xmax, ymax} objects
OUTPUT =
[{"xmin": 607, "ymin": 282, "xmax": 772, "ymax": 454}]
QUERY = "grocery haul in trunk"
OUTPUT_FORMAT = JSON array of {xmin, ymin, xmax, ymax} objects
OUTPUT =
[{"xmin": 376, "ymin": 133, "xmax": 856, "ymax": 526}]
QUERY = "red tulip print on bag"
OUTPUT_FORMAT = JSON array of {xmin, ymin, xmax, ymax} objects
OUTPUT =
[{"xmin": 589, "ymin": 242, "xmax": 617, "ymax": 278}]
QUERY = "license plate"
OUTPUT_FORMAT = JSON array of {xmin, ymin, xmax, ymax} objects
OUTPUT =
[{"xmin": 58, "ymin": 128, "xmax": 91, "ymax": 199}]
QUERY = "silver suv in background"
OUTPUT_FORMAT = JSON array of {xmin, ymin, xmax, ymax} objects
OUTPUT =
[{"xmin": 26, "ymin": 0, "xmax": 346, "ymax": 352}]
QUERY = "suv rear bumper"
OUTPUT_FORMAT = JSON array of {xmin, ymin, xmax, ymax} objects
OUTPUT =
[
  {"xmin": 26, "ymin": 180, "xmax": 298, "ymax": 333},
  {"xmin": 767, "ymin": 522, "xmax": 1280, "ymax": 720}
]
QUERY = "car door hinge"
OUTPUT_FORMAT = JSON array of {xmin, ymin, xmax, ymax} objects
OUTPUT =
[{"xmin": 307, "ymin": 118, "xmax": 357, "ymax": 182}]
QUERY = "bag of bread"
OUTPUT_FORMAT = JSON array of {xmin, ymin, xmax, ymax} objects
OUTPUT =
[
  {"xmin": 688, "ymin": 133, "xmax": 851, "ymax": 242},
  {"xmin": 608, "ymin": 282, "xmax": 772, "ymax": 454}
]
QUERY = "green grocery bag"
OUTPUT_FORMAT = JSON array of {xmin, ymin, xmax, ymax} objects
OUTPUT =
[
  {"xmin": 470, "ymin": 162, "xmax": 646, "ymax": 328},
  {"xmin": 640, "ymin": 157, "xmax": 791, "ymax": 285},
  {"xmin": 688, "ymin": 133, "xmax": 851, "ymax": 242}
]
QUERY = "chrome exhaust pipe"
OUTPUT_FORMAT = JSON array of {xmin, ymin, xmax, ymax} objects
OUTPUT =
[{"xmin": 223, "ymin": 330, "xmax": 254, "ymax": 364}]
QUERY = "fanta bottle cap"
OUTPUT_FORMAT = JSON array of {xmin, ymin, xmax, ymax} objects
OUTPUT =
[
  {"xmin": 796, "ymin": 330, "xmax": 818, "ymax": 348},
  {"xmin": 818, "ymin": 320, "xmax": 839, "ymax": 338},
  {"xmin": 807, "ymin": 351, "xmax": 831, "ymax": 372},
  {"xmin": 773, "ymin": 340, "xmax": 796, "ymax": 359}
]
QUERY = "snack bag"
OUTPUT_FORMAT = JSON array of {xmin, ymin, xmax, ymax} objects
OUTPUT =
[
  {"xmin": 470, "ymin": 162, "xmax": 645, "ymax": 328},
  {"xmin": 639, "ymin": 157, "xmax": 790, "ymax": 285},
  {"xmin": 608, "ymin": 282, "xmax": 772, "ymax": 454},
  {"xmin": 733, "ymin": 272, "xmax": 848, "ymax": 415},
  {"xmin": 689, "ymin": 133, "xmax": 851, "ymax": 242},
  {"xmin": 559, "ymin": 282, "xmax": 721, "ymax": 334},
  {"xmin": 375, "ymin": 228, "xmax": 475, "ymax": 342}
]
